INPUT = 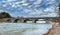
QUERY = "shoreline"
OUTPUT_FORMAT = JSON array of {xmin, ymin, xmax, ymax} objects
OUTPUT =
[{"xmin": 43, "ymin": 23, "xmax": 60, "ymax": 35}]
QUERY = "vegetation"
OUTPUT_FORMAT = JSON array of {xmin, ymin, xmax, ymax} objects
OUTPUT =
[{"xmin": 0, "ymin": 12, "xmax": 12, "ymax": 18}]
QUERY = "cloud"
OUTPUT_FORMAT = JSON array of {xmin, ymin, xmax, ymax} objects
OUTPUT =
[
  {"xmin": 0, "ymin": 0, "xmax": 59, "ymax": 17},
  {"xmin": 6, "ymin": 0, "xmax": 17, "ymax": 2},
  {"xmin": 0, "ymin": 10, "xmax": 4, "ymax": 13},
  {"xmin": 22, "ymin": 3, "xmax": 29, "ymax": 6},
  {"xmin": 0, "ymin": 10, "xmax": 7, "ymax": 13},
  {"xmin": 2, "ymin": 4, "xmax": 7, "ymax": 7},
  {"xmin": 33, "ymin": 0, "xmax": 42, "ymax": 5},
  {"xmin": 44, "ymin": 6, "xmax": 55, "ymax": 13}
]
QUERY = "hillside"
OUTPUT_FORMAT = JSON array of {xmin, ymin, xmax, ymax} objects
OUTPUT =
[{"xmin": 0, "ymin": 12, "xmax": 12, "ymax": 18}]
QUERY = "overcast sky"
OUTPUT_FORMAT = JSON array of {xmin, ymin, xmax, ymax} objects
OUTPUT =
[{"xmin": 0, "ymin": 0, "xmax": 59, "ymax": 18}]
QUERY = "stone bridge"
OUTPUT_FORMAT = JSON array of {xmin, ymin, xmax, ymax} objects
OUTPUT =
[{"xmin": 0, "ymin": 17, "xmax": 60, "ymax": 23}]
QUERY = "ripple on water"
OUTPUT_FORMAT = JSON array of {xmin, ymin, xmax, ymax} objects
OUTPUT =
[{"xmin": 0, "ymin": 23, "xmax": 53, "ymax": 35}]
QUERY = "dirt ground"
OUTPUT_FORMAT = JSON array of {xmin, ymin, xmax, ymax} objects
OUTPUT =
[{"xmin": 43, "ymin": 18, "xmax": 60, "ymax": 35}]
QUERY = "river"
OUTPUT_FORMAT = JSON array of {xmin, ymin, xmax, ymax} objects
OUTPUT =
[{"xmin": 0, "ymin": 23, "xmax": 53, "ymax": 35}]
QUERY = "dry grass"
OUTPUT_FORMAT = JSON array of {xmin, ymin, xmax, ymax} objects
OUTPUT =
[{"xmin": 0, "ymin": 19, "xmax": 6, "ymax": 23}]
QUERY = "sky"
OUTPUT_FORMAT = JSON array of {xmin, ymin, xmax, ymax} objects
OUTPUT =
[{"xmin": 0, "ymin": 0, "xmax": 60, "ymax": 18}]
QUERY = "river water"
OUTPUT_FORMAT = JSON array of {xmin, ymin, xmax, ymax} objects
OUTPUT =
[{"xmin": 0, "ymin": 23, "xmax": 53, "ymax": 35}]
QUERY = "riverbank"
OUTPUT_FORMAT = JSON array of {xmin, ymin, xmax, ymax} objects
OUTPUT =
[{"xmin": 43, "ymin": 23, "xmax": 60, "ymax": 35}]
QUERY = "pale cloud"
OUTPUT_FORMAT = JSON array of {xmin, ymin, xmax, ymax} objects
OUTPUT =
[
  {"xmin": 0, "ymin": 10, "xmax": 7, "ymax": 13},
  {"xmin": 24, "ymin": 9, "xmax": 31, "ymax": 13},
  {"xmin": 33, "ymin": 0, "xmax": 42, "ymax": 5},
  {"xmin": 1, "ymin": 0, "xmax": 42, "ymax": 9},
  {"xmin": 22, "ymin": 3, "xmax": 29, "ymax": 6},
  {"xmin": 20, "ymin": 0, "xmax": 26, "ymax": 3},
  {"xmin": 27, "ymin": 9, "xmax": 43, "ymax": 15},
  {"xmin": 0, "ymin": 10, "xmax": 4, "ymax": 13},
  {"xmin": 6, "ymin": 0, "xmax": 17, "ymax": 2},
  {"xmin": 12, "ymin": 4, "xmax": 15, "ymax": 7},
  {"xmin": 15, "ymin": 2, "xmax": 20, "ymax": 4},
  {"xmin": 0, "ymin": 0, "xmax": 59, "ymax": 17},
  {"xmin": 3, "ymin": 4, "xmax": 7, "ymax": 7},
  {"xmin": 1, "ymin": 0, "xmax": 6, "ymax": 2},
  {"xmin": 44, "ymin": 6, "xmax": 55, "ymax": 13}
]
